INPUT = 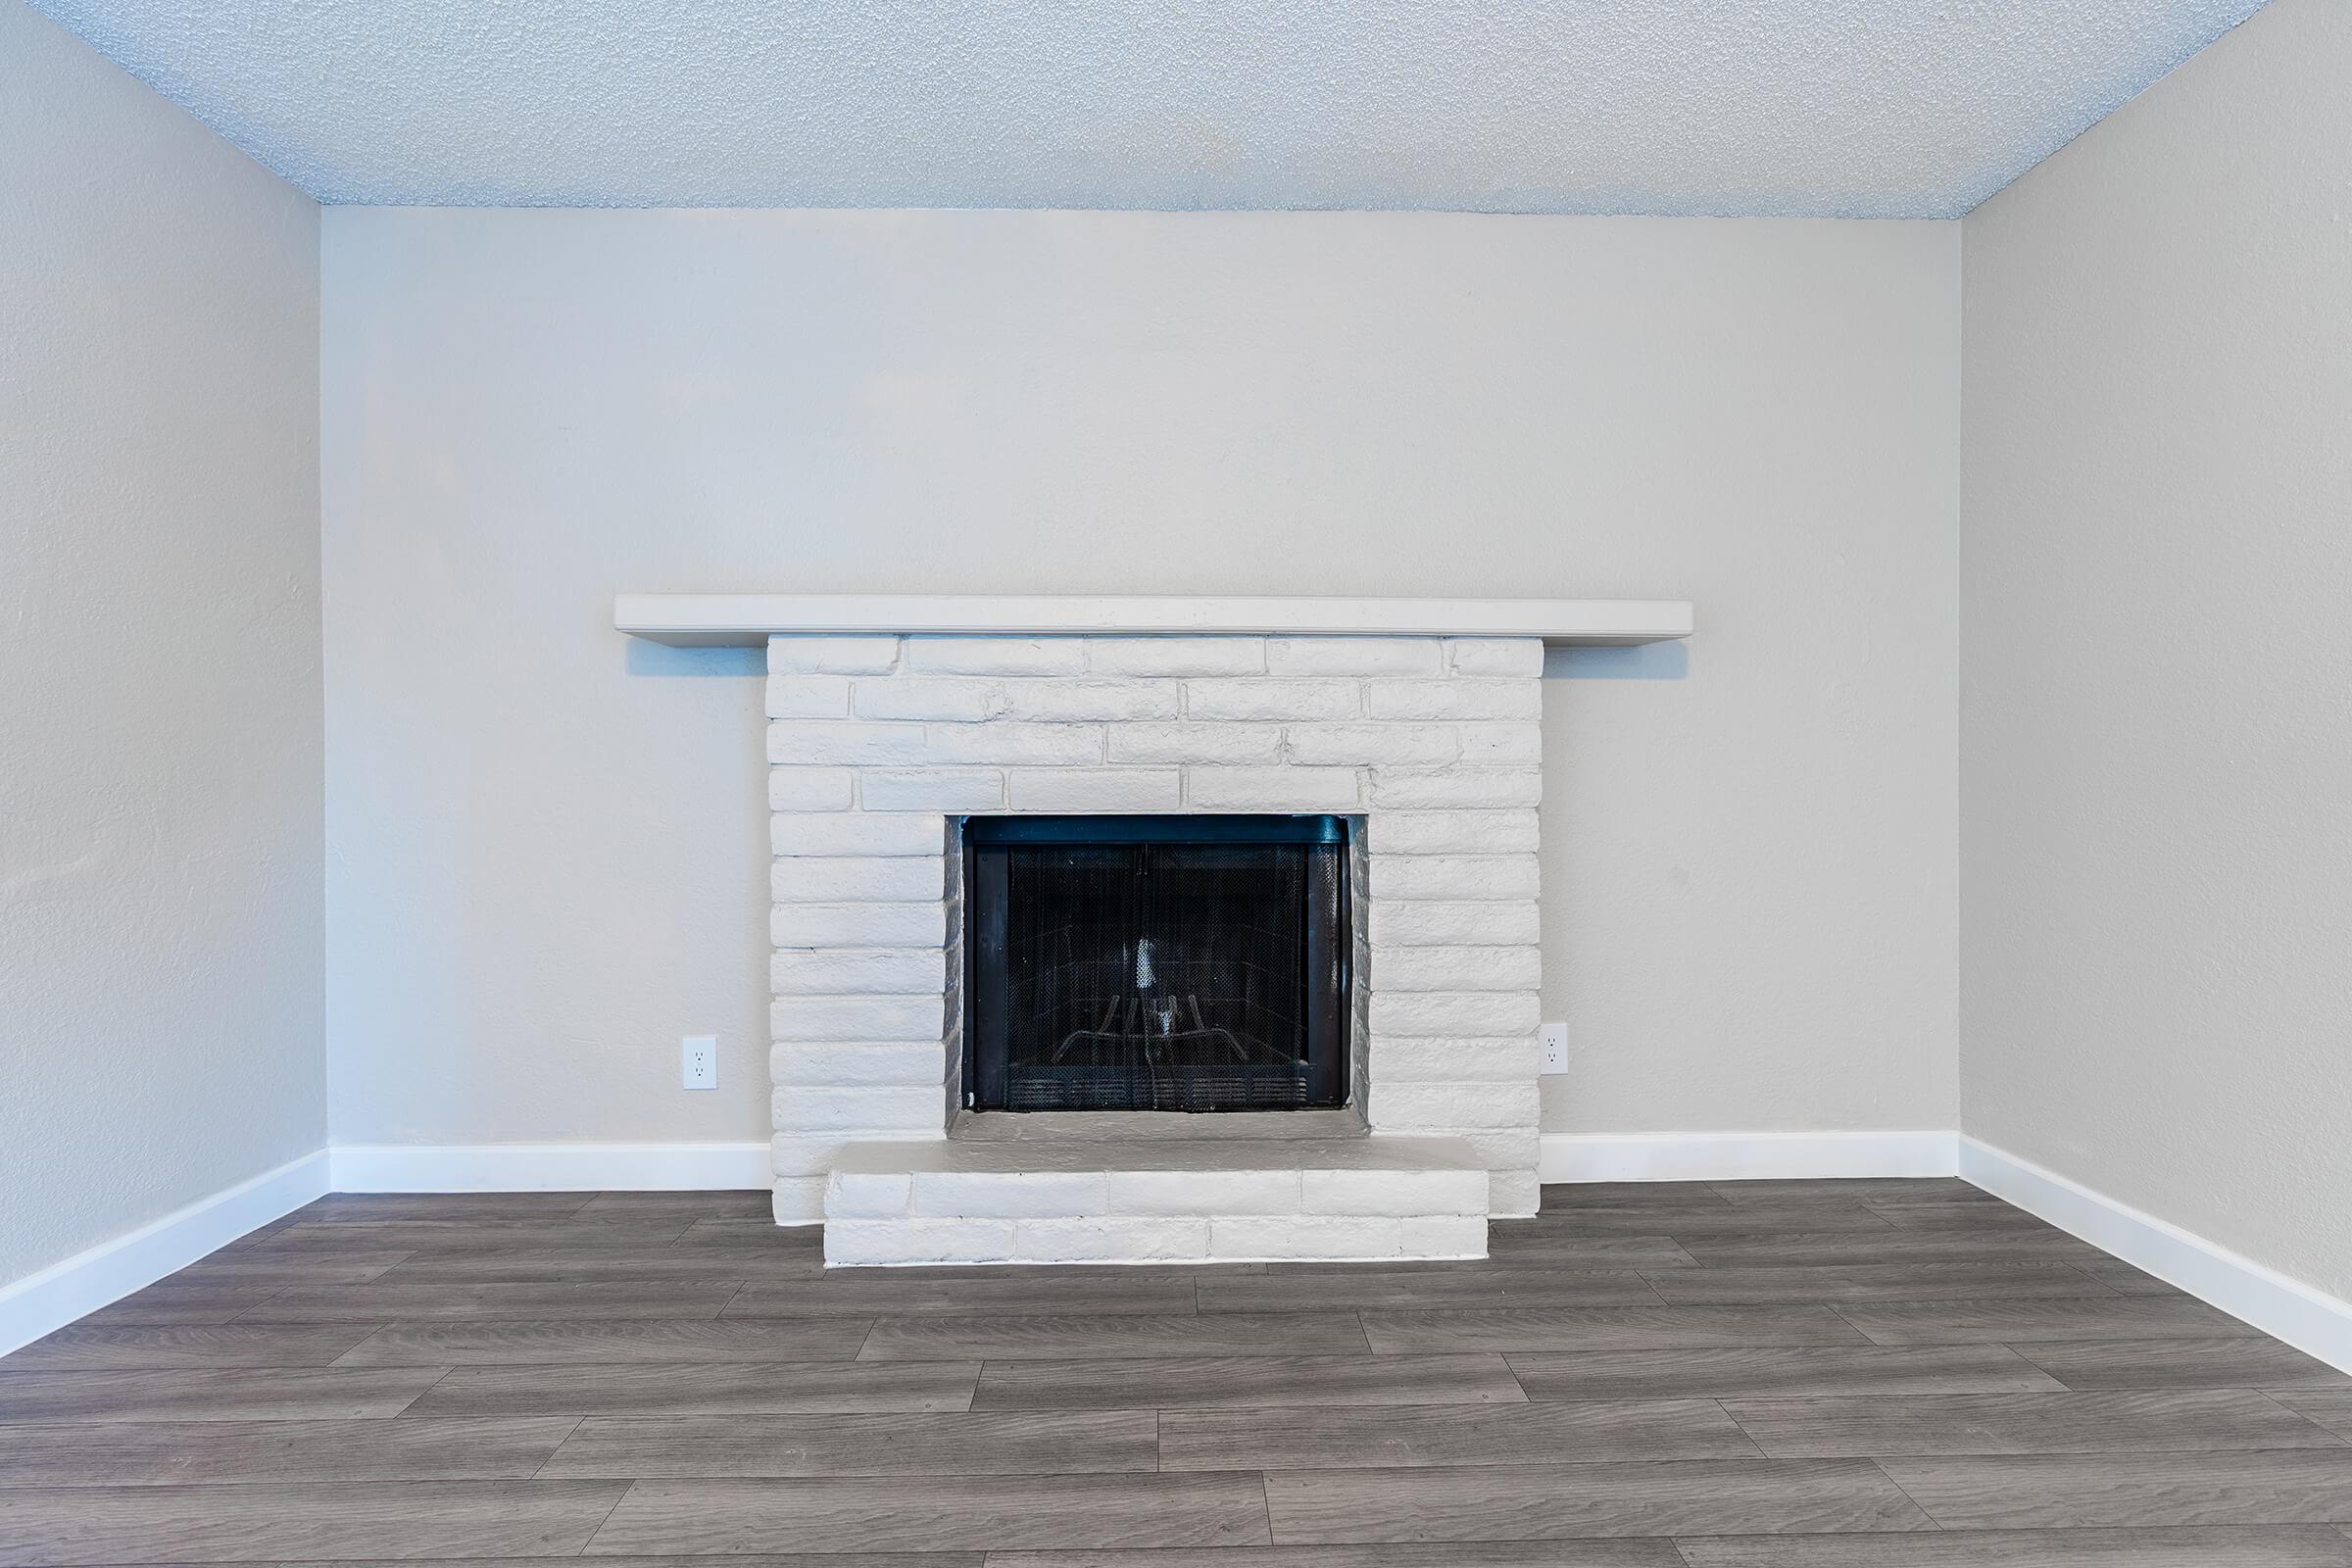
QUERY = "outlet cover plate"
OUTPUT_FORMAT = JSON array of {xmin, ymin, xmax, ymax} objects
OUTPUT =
[
  {"xmin": 682, "ymin": 1035, "xmax": 718, "ymax": 1091},
  {"xmin": 1540, "ymin": 1022, "xmax": 1570, "ymax": 1076}
]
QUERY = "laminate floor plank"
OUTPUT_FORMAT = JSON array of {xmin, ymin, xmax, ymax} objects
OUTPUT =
[
  {"xmin": 2068, "ymin": 1256, "xmax": 2193, "ymax": 1296},
  {"xmin": 1867, "ymin": 1204, "xmax": 2073, "ymax": 1234},
  {"xmin": 573, "ymin": 1190, "xmax": 778, "ymax": 1220},
  {"xmin": 1721, "ymin": 1389, "xmax": 2348, "ymax": 1456},
  {"xmin": 1272, "ymin": 1238, "xmax": 1703, "ymax": 1271},
  {"xmin": 1261, "ymin": 1457, "xmax": 1934, "ymax": 1543},
  {"xmin": 255, "ymin": 1220, "xmax": 699, "ymax": 1252},
  {"xmin": 0, "ymin": 1366, "xmax": 449, "ymax": 1423},
  {"xmin": 2275, "ymin": 1391, "xmax": 2352, "ymax": 1441},
  {"xmin": 974, "ymin": 1352, "xmax": 1526, "ymax": 1411},
  {"xmin": 1494, "ymin": 1207, "xmax": 1899, "ymax": 1240},
  {"xmin": 0, "ymin": 1479, "xmax": 628, "ymax": 1566},
  {"xmin": 1878, "ymin": 1449, "xmax": 2352, "ymax": 1528},
  {"xmin": 75, "ymin": 1284, "xmax": 288, "ymax": 1326},
  {"xmin": 1158, "ymin": 1398, "xmax": 1761, "ymax": 1470},
  {"xmin": 1533, "ymin": 1182, "xmax": 1732, "ymax": 1209},
  {"xmin": 1, "ymin": 1324, "xmax": 384, "ymax": 1371},
  {"xmin": 293, "ymin": 1193, "xmax": 602, "ymax": 1224},
  {"xmin": 162, "ymin": 1252, "xmax": 415, "ymax": 1288},
  {"xmin": 0, "ymin": 1416, "xmax": 577, "ymax": 1486},
  {"xmin": 1197, "ymin": 1269, "xmax": 1666, "ymax": 1315},
  {"xmin": 723, "ymin": 1277, "xmax": 1198, "ymax": 1319},
  {"xmin": 1707, "ymin": 1179, "xmax": 1998, "ymax": 1209},
  {"xmin": 986, "ymin": 1544, "xmax": 1688, "ymax": 1566},
  {"xmin": 1677, "ymin": 1232, "xmax": 2114, "ymax": 1269},
  {"xmin": 1640, "ymin": 1262, "xmax": 2115, "ymax": 1305},
  {"xmin": 858, "ymin": 1311, "xmax": 1368, "ymax": 1362},
  {"xmin": 332, "ymin": 1316, "xmax": 870, "ymax": 1367},
  {"xmin": 1836, "ymin": 1297, "xmax": 2266, "ymax": 1346},
  {"xmin": 2014, "ymin": 1337, "xmax": 2352, "ymax": 1391},
  {"xmin": 1674, "ymin": 1526, "xmax": 2352, "ymax": 1565},
  {"xmin": 239, "ymin": 1281, "xmax": 743, "ymax": 1324},
  {"xmin": 583, "ymin": 1473, "xmax": 1273, "ymax": 1553},
  {"xmin": 1360, "ymin": 1304, "xmax": 1868, "ymax": 1355},
  {"xmin": 1507, "ymin": 1345, "xmax": 2067, "ymax": 1400},
  {"xmin": 539, "ymin": 1409, "xmax": 1154, "ymax": 1477},
  {"xmin": 377, "ymin": 1248, "xmax": 817, "ymax": 1285},
  {"xmin": 409, "ymin": 1359, "xmax": 981, "ymax": 1417}
]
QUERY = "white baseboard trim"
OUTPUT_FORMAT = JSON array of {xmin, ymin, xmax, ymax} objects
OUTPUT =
[
  {"xmin": 1959, "ymin": 1136, "xmax": 2352, "ymax": 1376},
  {"xmin": 327, "ymin": 1142, "xmax": 772, "ymax": 1193},
  {"xmin": 1540, "ymin": 1130, "xmax": 1961, "ymax": 1183},
  {"xmin": 0, "ymin": 1151, "xmax": 330, "ymax": 1359}
]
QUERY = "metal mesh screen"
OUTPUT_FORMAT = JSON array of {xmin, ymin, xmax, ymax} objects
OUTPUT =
[{"xmin": 984, "ymin": 839, "xmax": 1344, "ymax": 1112}]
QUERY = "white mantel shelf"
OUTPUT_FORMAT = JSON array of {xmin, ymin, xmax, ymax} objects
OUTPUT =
[{"xmin": 614, "ymin": 594, "xmax": 1694, "ymax": 649}]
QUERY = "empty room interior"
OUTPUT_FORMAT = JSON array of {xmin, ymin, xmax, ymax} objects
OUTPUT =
[{"xmin": 4, "ymin": 0, "xmax": 2351, "ymax": 1559}]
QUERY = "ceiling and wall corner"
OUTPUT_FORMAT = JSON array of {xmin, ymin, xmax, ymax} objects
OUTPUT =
[{"xmin": 26, "ymin": 0, "xmax": 2266, "ymax": 216}]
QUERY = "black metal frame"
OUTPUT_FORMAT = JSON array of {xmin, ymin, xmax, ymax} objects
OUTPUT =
[{"xmin": 963, "ymin": 814, "xmax": 1352, "ymax": 1111}]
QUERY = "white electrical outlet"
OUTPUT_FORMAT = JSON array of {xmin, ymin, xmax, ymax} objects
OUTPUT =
[
  {"xmin": 1540, "ymin": 1021, "xmax": 1571, "ymax": 1076},
  {"xmin": 681, "ymin": 1035, "xmax": 718, "ymax": 1091}
]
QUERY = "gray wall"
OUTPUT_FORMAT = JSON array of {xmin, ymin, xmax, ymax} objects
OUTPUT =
[
  {"xmin": 1962, "ymin": 0, "xmax": 2352, "ymax": 1295},
  {"xmin": 0, "ymin": 2, "xmax": 322, "ymax": 1283},
  {"xmin": 320, "ymin": 208, "xmax": 1961, "ymax": 1151}
]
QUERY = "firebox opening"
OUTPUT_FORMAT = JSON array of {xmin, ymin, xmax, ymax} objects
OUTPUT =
[{"xmin": 962, "ymin": 814, "xmax": 1352, "ymax": 1113}]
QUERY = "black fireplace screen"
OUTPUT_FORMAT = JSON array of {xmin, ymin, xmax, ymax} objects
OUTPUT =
[{"xmin": 964, "ymin": 815, "xmax": 1350, "ymax": 1113}]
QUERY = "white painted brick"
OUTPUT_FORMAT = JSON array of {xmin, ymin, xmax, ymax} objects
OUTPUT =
[
  {"xmin": 1104, "ymin": 1169, "xmax": 1302, "ymax": 1216},
  {"xmin": 1456, "ymin": 723, "xmax": 1544, "ymax": 764},
  {"xmin": 1283, "ymin": 723, "xmax": 1458, "ymax": 766},
  {"xmin": 769, "ymin": 994, "xmax": 944, "ymax": 1044},
  {"xmin": 773, "ymin": 1177, "xmax": 827, "ymax": 1225},
  {"xmin": 858, "ymin": 768, "xmax": 1005, "ymax": 811},
  {"xmin": 1366, "ymin": 679, "xmax": 1541, "ymax": 721},
  {"xmin": 772, "ymin": 901, "xmax": 947, "ymax": 948},
  {"xmin": 1372, "ymin": 1036, "xmax": 1544, "ymax": 1083},
  {"xmin": 905, "ymin": 637, "xmax": 1086, "ymax": 676},
  {"xmin": 1371, "ymin": 768, "xmax": 1543, "ymax": 808},
  {"xmin": 910, "ymin": 1171, "xmax": 1109, "ymax": 1219},
  {"xmin": 999, "ymin": 679, "xmax": 1182, "ymax": 722},
  {"xmin": 923, "ymin": 723, "xmax": 1102, "ymax": 766},
  {"xmin": 825, "ymin": 1171, "xmax": 911, "ymax": 1218},
  {"xmin": 1004, "ymin": 768, "xmax": 1184, "ymax": 811},
  {"xmin": 768, "ymin": 720, "xmax": 929, "ymax": 766},
  {"xmin": 1371, "ymin": 1081, "xmax": 1543, "ymax": 1130},
  {"xmin": 771, "ymin": 1041, "xmax": 946, "ymax": 1088},
  {"xmin": 1486, "ymin": 1171, "xmax": 1541, "ymax": 1218},
  {"xmin": 1441, "ymin": 1127, "xmax": 1543, "ymax": 1173},
  {"xmin": 852, "ymin": 678, "xmax": 1004, "ymax": 722},
  {"xmin": 772, "ymin": 1083, "xmax": 944, "ymax": 1133},
  {"xmin": 825, "ymin": 1218, "xmax": 1017, "ymax": 1265},
  {"xmin": 771, "ymin": 857, "xmax": 943, "ymax": 904},
  {"xmin": 1373, "ymin": 945, "xmax": 1542, "ymax": 992},
  {"xmin": 1367, "ymin": 900, "xmax": 1541, "ymax": 947},
  {"xmin": 1446, "ymin": 638, "xmax": 1545, "ymax": 677},
  {"xmin": 1367, "ymin": 856, "xmax": 1540, "ymax": 902},
  {"xmin": 1368, "ymin": 990, "xmax": 1542, "ymax": 1037},
  {"xmin": 1087, "ymin": 638, "xmax": 1264, "ymax": 677},
  {"xmin": 771, "ymin": 1134, "xmax": 855, "ymax": 1178},
  {"xmin": 768, "ymin": 635, "xmax": 901, "ymax": 674},
  {"xmin": 1185, "ymin": 678, "xmax": 1360, "ymax": 721},
  {"xmin": 1371, "ymin": 810, "xmax": 1540, "ymax": 856},
  {"xmin": 1266, "ymin": 637, "xmax": 1443, "ymax": 676},
  {"xmin": 1185, "ymin": 765, "xmax": 1362, "ymax": 810},
  {"xmin": 772, "ymin": 948, "xmax": 950, "ymax": 996},
  {"xmin": 1209, "ymin": 1216, "xmax": 1403, "ymax": 1260},
  {"xmin": 1301, "ymin": 1168, "xmax": 1488, "ymax": 1217},
  {"xmin": 765, "ymin": 674, "xmax": 852, "ymax": 718},
  {"xmin": 1107, "ymin": 723, "xmax": 1283, "ymax": 764},
  {"xmin": 1402, "ymin": 1214, "xmax": 1490, "ymax": 1255},
  {"xmin": 1014, "ymin": 1218, "xmax": 1211, "ymax": 1261},
  {"xmin": 768, "ymin": 767, "xmax": 855, "ymax": 810},
  {"xmin": 771, "ymin": 812, "xmax": 944, "ymax": 858}
]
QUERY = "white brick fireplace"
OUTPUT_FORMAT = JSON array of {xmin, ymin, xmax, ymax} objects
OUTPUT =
[{"xmin": 617, "ymin": 594, "xmax": 1693, "ymax": 1266}]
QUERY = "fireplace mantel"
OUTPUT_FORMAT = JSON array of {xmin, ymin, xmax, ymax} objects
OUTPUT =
[{"xmin": 614, "ymin": 593, "xmax": 1693, "ymax": 648}]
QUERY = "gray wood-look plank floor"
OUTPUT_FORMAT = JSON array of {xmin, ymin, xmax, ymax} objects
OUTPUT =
[{"xmin": 4, "ymin": 1180, "xmax": 2351, "ymax": 1565}]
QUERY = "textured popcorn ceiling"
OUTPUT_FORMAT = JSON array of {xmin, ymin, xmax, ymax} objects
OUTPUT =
[{"xmin": 33, "ymin": 0, "xmax": 2263, "ymax": 215}]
